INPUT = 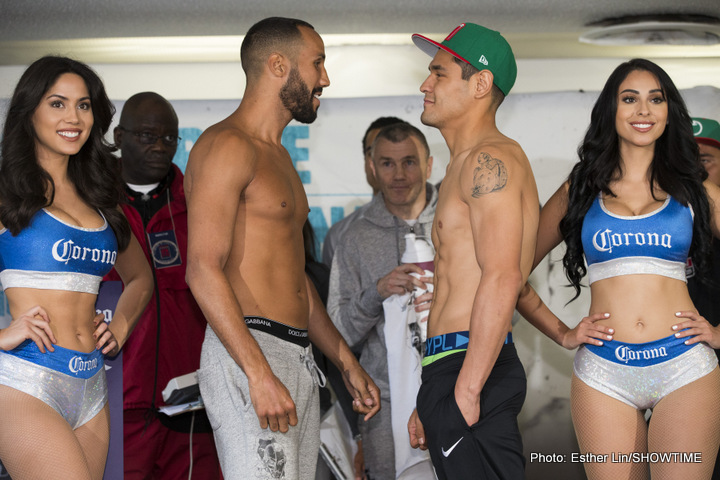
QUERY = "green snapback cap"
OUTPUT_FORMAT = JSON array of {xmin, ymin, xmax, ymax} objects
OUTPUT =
[
  {"xmin": 412, "ymin": 23, "xmax": 517, "ymax": 96},
  {"xmin": 692, "ymin": 117, "xmax": 720, "ymax": 149}
]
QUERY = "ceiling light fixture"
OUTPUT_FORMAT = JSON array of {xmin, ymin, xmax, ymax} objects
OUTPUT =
[{"xmin": 580, "ymin": 14, "xmax": 720, "ymax": 46}]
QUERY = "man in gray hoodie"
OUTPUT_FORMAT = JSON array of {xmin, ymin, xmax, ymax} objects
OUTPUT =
[
  {"xmin": 321, "ymin": 116, "xmax": 406, "ymax": 268},
  {"xmin": 328, "ymin": 122, "xmax": 437, "ymax": 479}
]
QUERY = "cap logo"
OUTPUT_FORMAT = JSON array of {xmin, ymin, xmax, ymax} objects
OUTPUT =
[
  {"xmin": 445, "ymin": 23, "xmax": 465, "ymax": 41},
  {"xmin": 693, "ymin": 119, "xmax": 703, "ymax": 136},
  {"xmin": 479, "ymin": 55, "xmax": 489, "ymax": 66}
]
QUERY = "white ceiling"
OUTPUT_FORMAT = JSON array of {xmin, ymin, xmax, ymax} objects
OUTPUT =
[{"xmin": 1, "ymin": 0, "xmax": 720, "ymax": 65}]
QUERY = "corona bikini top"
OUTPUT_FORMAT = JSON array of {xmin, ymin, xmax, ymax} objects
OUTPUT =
[
  {"xmin": 581, "ymin": 195, "xmax": 693, "ymax": 285},
  {"xmin": 0, "ymin": 209, "xmax": 118, "ymax": 294}
]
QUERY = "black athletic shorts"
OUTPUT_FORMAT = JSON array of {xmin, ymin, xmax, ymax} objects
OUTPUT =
[{"xmin": 416, "ymin": 344, "xmax": 527, "ymax": 480}]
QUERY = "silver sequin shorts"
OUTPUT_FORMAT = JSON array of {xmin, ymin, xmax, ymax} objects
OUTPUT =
[
  {"xmin": 0, "ymin": 340, "xmax": 107, "ymax": 429},
  {"xmin": 574, "ymin": 334, "xmax": 718, "ymax": 409}
]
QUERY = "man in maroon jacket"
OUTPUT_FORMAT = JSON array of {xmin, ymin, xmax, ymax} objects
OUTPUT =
[{"xmin": 106, "ymin": 92, "xmax": 220, "ymax": 479}]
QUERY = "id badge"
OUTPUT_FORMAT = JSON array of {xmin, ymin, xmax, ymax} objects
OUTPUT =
[{"xmin": 147, "ymin": 230, "xmax": 182, "ymax": 269}]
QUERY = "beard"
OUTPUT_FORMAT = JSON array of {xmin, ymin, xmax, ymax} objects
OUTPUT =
[{"xmin": 280, "ymin": 67, "xmax": 319, "ymax": 124}]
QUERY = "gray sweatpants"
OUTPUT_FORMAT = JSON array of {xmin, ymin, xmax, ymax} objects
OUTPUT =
[{"xmin": 198, "ymin": 325, "xmax": 321, "ymax": 479}]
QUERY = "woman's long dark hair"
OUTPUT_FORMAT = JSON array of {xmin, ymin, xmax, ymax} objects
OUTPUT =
[
  {"xmin": 0, "ymin": 56, "xmax": 130, "ymax": 250},
  {"xmin": 559, "ymin": 58, "xmax": 710, "ymax": 300}
]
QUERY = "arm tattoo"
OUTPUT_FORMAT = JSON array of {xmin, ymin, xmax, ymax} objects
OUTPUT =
[{"xmin": 471, "ymin": 152, "xmax": 508, "ymax": 198}]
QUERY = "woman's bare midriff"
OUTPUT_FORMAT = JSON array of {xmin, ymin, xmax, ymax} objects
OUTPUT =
[
  {"xmin": 5, "ymin": 288, "xmax": 100, "ymax": 352},
  {"xmin": 589, "ymin": 274, "xmax": 695, "ymax": 343}
]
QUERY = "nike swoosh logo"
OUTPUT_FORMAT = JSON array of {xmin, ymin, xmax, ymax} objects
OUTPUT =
[{"xmin": 441, "ymin": 436, "xmax": 464, "ymax": 457}]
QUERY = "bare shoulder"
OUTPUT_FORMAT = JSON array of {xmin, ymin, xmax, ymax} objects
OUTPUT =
[
  {"xmin": 185, "ymin": 120, "xmax": 259, "ymax": 193},
  {"xmin": 189, "ymin": 121, "xmax": 259, "ymax": 172},
  {"xmin": 460, "ymin": 137, "xmax": 531, "ymax": 200}
]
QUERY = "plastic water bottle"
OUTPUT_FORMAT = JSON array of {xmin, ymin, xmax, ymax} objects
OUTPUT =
[{"xmin": 401, "ymin": 233, "xmax": 434, "ymax": 341}]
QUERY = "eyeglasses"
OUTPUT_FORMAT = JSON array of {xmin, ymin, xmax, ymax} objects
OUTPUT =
[{"xmin": 118, "ymin": 126, "xmax": 181, "ymax": 146}]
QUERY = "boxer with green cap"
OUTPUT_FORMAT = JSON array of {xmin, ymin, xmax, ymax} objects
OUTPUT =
[
  {"xmin": 407, "ymin": 22, "xmax": 538, "ymax": 480},
  {"xmin": 412, "ymin": 22, "xmax": 517, "ymax": 97}
]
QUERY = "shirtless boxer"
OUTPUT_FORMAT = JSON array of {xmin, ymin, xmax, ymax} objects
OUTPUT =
[
  {"xmin": 407, "ymin": 22, "xmax": 539, "ymax": 480},
  {"xmin": 184, "ymin": 17, "xmax": 380, "ymax": 480}
]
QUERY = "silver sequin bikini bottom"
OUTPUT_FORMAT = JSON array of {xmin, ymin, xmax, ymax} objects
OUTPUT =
[
  {"xmin": 574, "ymin": 334, "xmax": 717, "ymax": 410},
  {"xmin": 0, "ymin": 340, "xmax": 107, "ymax": 429}
]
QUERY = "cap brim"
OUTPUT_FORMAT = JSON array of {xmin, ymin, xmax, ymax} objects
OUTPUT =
[
  {"xmin": 697, "ymin": 137, "xmax": 720, "ymax": 150},
  {"xmin": 412, "ymin": 33, "xmax": 471, "ymax": 65}
]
